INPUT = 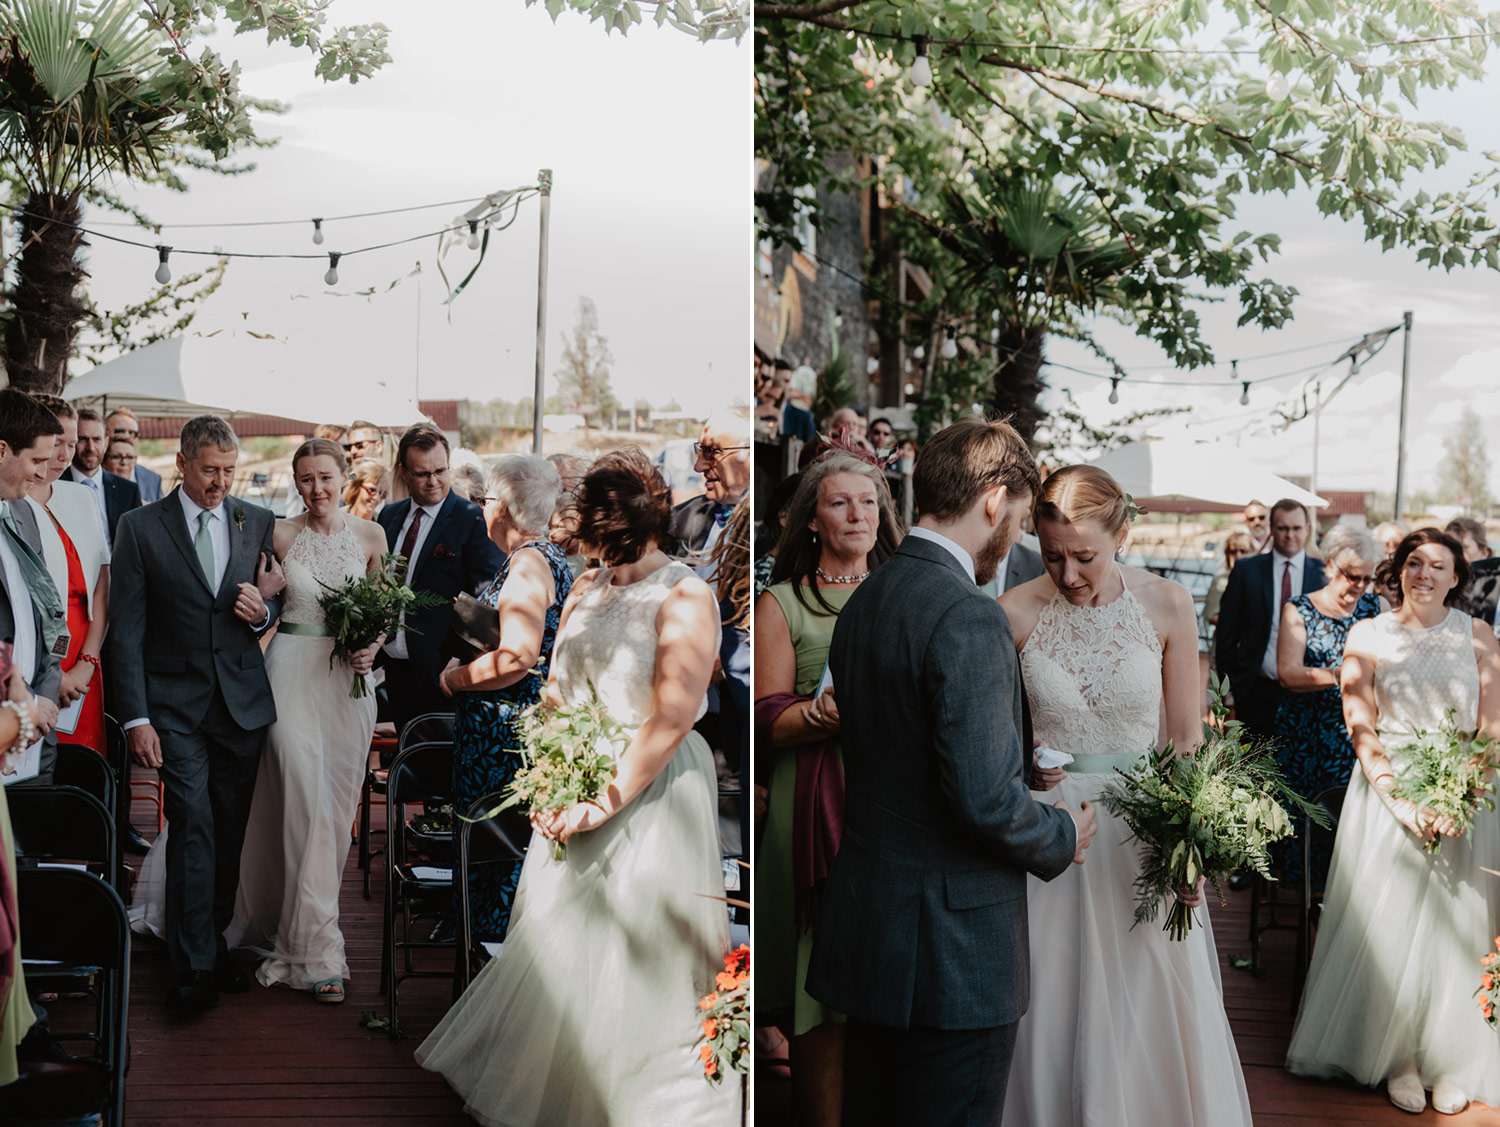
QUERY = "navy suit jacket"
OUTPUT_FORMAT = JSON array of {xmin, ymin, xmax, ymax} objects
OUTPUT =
[
  {"xmin": 378, "ymin": 491, "xmax": 505, "ymax": 685},
  {"xmin": 133, "ymin": 464, "xmax": 163, "ymax": 504},
  {"xmin": 63, "ymin": 465, "xmax": 140, "ymax": 542},
  {"xmin": 1214, "ymin": 551, "xmax": 1326, "ymax": 696}
]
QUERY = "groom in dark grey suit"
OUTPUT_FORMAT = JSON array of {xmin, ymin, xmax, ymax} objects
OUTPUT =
[
  {"xmin": 807, "ymin": 417, "xmax": 1096, "ymax": 1125},
  {"xmin": 111, "ymin": 416, "xmax": 283, "ymax": 1012}
]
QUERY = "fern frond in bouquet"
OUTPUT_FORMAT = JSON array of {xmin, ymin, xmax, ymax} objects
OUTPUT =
[{"xmin": 1390, "ymin": 711, "xmax": 1498, "ymax": 854}]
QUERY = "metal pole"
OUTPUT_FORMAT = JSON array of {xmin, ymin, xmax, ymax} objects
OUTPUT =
[
  {"xmin": 532, "ymin": 169, "xmax": 553, "ymax": 455},
  {"xmin": 1394, "ymin": 310, "xmax": 1413, "ymax": 522},
  {"xmin": 1310, "ymin": 380, "xmax": 1320, "ymax": 498}
]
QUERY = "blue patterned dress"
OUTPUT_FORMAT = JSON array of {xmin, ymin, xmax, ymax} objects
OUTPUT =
[
  {"xmin": 452, "ymin": 540, "xmax": 573, "ymax": 941},
  {"xmin": 1271, "ymin": 590, "xmax": 1380, "ymax": 888}
]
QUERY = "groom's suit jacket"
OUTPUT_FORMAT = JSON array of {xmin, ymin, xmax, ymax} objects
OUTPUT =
[
  {"xmin": 109, "ymin": 489, "xmax": 281, "ymax": 735},
  {"xmin": 806, "ymin": 535, "xmax": 1077, "ymax": 1031}
]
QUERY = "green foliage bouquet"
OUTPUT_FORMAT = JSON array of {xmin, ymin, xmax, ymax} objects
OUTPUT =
[
  {"xmin": 1100, "ymin": 676, "xmax": 1329, "ymax": 940},
  {"xmin": 1389, "ymin": 712, "xmax": 1498, "ymax": 855},
  {"xmin": 317, "ymin": 552, "xmax": 445, "ymax": 698},
  {"xmin": 477, "ymin": 682, "xmax": 629, "ymax": 860}
]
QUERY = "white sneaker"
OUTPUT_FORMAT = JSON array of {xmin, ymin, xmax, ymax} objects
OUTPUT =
[
  {"xmin": 1432, "ymin": 1076, "xmax": 1469, "ymax": 1115},
  {"xmin": 1387, "ymin": 1070, "xmax": 1426, "ymax": 1114}
]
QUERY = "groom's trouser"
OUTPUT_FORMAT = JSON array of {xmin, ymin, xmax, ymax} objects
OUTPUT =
[
  {"xmin": 156, "ymin": 691, "xmax": 266, "ymax": 978},
  {"xmin": 845, "ymin": 1017, "xmax": 1019, "ymax": 1126}
]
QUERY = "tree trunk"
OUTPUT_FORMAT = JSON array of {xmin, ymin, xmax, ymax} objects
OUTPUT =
[
  {"xmin": 3, "ymin": 191, "xmax": 91, "ymax": 394},
  {"xmin": 990, "ymin": 322, "xmax": 1047, "ymax": 446}
]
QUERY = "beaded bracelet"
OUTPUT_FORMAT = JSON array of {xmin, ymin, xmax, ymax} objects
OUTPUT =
[
  {"xmin": 76, "ymin": 653, "xmax": 101, "ymax": 669},
  {"xmin": 2, "ymin": 699, "xmax": 36, "ymax": 755}
]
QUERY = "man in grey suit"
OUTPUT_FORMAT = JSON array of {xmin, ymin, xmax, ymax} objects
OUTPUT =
[
  {"xmin": 110, "ymin": 416, "xmax": 283, "ymax": 1012},
  {"xmin": 0, "ymin": 390, "xmax": 65, "ymax": 782},
  {"xmin": 807, "ymin": 418, "xmax": 1096, "ymax": 1125}
]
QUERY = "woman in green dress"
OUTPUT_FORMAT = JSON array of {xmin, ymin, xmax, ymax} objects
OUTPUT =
[{"xmin": 754, "ymin": 450, "xmax": 902, "ymax": 1127}]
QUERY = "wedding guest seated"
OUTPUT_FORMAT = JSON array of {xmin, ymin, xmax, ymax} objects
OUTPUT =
[
  {"xmin": 439, "ymin": 455, "xmax": 573, "ymax": 943},
  {"xmin": 754, "ymin": 449, "xmax": 902, "ymax": 1127},
  {"xmin": 104, "ymin": 407, "xmax": 162, "ymax": 503},
  {"xmin": 343, "ymin": 458, "xmax": 390, "ymax": 521}
]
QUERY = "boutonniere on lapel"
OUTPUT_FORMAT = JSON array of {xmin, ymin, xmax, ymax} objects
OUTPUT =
[
  {"xmin": 431, "ymin": 542, "xmax": 455, "ymax": 560},
  {"xmin": 234, "ymin": 505, "xmax": 246, "ymax": 532}
]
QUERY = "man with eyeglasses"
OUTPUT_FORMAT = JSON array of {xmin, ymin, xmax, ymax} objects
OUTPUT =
[
  {"xmin": 1241, "ymin": 500, "xmax": 1270, "ymax": 554},
  {"xmin": 377, "ymin": 424, "xmax": 503, "ymax": 734},
  {"xmin": 670, "ymin": 406, "xmax": 752, "ymax": 569},
  {"xmin": 106, "ymin": 407, "xmax": 162, "ymax": 503},
  {"xmin": 344, "ymin": 420, "xmax": 385, "ymax": 468}
]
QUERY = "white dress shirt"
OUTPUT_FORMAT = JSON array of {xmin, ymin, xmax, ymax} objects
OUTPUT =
[
  {"xmin": 909, "ymin": 525, "xmax": 977, "ymax": 585},
  {"xmin": 73, "ymin": 464, "xmax": 112, "ymax": 550},
  {"xmin": 383, "ymin": 498, "xmax": 445, "ymax": 660},
  {"xmin": 180, "ymin": 488, "xmax": 232, "ymax": 593},
  {"xmin": 1261, "ymin": 550, "xmax": 1306, "ymax": 680}
]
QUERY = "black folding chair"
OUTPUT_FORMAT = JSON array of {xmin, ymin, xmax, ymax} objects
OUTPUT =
[
  {"xmin": 1, "ymin": 868, "xmax": 130, "ymax": 1127},
  {"xmin": 361, "ymin": 711, "xmax": 454, "ymax": 898},
  {"xmin": 104, "ymin": 712, "xmax": 161, "ymax": 835},
  {"xmin": 8, "ymin": 786, "xmax": 117, "ymax": 892},
  {"xmin": 1291, "ymin": 785, "xmax": 1346, "ymax": 1008},
  {"xmin": 451, "ymin": 791, "xmax": 530, "ymax": 998},
  {"xmin": 380, "ymin": 738, "xmax": 456, "ymax": 1037},
  {"xmin": 53, "ymin": 745, "xmax": 116, "ymax": 820}
]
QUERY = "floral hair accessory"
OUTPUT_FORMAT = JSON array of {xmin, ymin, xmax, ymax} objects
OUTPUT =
[{"xmin": 1125, "ymin": 493, "xmax": 1147, "ymax": 525}]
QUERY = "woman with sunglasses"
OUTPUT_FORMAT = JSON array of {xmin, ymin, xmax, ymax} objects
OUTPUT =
[
  {"xmin": 1272, "ymin": 523, "xmax": 1383, "ymax": 890},
  {"xmin": 342, "ymin": 458, "xmax": 389, "ymax": 520}
]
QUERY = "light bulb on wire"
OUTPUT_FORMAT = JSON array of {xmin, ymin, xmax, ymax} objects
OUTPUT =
[
  {"xmin": 913, "ymin": 344, "xmax": 925, "ymax": 360},
  {"xmin": 1240, "ymin": 380, "xmax": 1251, "ymax": 406},
  {"xmin": 941, "ymin": 326, "xmax": 958, "ymax": 360},
  {"xmin": 154, "ymin": 246, "xmax": 172, "ymax": 285},
  {"xmin": 466, "ymin": 218, "xmax": 481, "ymax": 250},
  {"xmin": 909, "ymin": 36, "xmax": 932, "ymax": 87},
  {"xmin": 866, "ymin": 356, "xmax": 879, "ymax": 375},
  {"xmin": 325, "ymin": 251, "xmax": 341, "ymax": 287},
  {"xmin": 311, "ymin": 218, "xmax": 324, "ymax": 245},
  {"xmin": 1108, "ymin": 376, "xmax": 1120, "ymax": 405}
]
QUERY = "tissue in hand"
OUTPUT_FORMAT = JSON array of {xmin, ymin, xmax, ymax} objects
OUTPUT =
[{"xmin": 1034, "ymin": 745, "xmax": 1075, "ymax": 770}]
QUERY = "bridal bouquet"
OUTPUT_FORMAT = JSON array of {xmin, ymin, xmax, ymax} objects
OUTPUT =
[
  {"xmin": 472, "ymin": 682, "xmax": 628, "ymax": 859},
  {"xmin": 317, "ymin": 552, "xmax": 446, "ymax": 698},
  {"xmin": 1100, "ymin": 676, "xmax": 1330, "ymax": 940},
  {"xmin": 1478, "ymin": 937, "xmax": 1500, "ymax": 1029},
  {"xmin": 1388, "ymin": 712, "xmax": 1498, "ymax": 854},
  {"xmin": 696, "ymin": 944, "xmax": 750, "ymax": 1084}
]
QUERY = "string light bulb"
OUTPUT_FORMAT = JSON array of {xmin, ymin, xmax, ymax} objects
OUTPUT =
[
  {"xmin": 1240, "ymin": 380, "xmax": 1251, "ymax": 406},
  {"xmin": 311, "ymin": 218, "xmax": 324, "ymax": 245},
  {"xmin": 913, "ymin": 344, "xmax": 925, "ymax": 360},
  {"xmin": 909, "ymin": 36, "xmax": 932, "ymax": 87},
  {"xmin": 833, "ymin": 312, "xmax": 844, "ymax": 329},
  {"xmin": 1266, "ymin": 71, "xmax": 1290, "ymax": 100},
  {"xmin": 154, "ymin": 245, "xmax": 172, "ymax": 285},
  {"xmin": 325, "ymin": 251, "xmax": 341, "ymax": 286},
  {"xmin": 466, "ymin": 218, "xmax": 481, "ymax": 250},
  {"xmin": 1108, "ymin": 376, "xmax": 1120, "ymax": 405},
  {"xmin": 866, "ymin": 356, "xmax": 879, "ymax": 375},
  {"xmin": 941, "ymin": 326, "xmax": 958, "ymax": 359}
]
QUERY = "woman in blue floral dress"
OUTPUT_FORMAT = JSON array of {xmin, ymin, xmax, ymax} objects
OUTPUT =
[
  {"xmin": 440, "ymin": 455, "xmax": 573, "ymax": 941},
  {"xmin": 1272, "ymin": 524, "xmax": 1383, "ymax": 888}
]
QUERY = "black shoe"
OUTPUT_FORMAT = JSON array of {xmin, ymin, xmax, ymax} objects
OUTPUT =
[
  {"xmin": 214, "ymin": 953, "xmax": 251, "ymax": 994},
  {"xmin": 15, "ymin": 1033, "xmax": 90, "ymax": 1065},
  {"xmin": 1227, "ymin": 869, "xmax": 1250, "ymax": 892},
  {"xmin": 122, "ymin": 826, "xmax": 151, "ymax": 855},
  {"xmin": 165, "ymin": 971, "xmax": 220, "ymax": 1013}
]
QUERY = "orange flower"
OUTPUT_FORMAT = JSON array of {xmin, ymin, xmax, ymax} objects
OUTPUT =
[
  {"xmin": 716, "ymin": 971, "xmax": 739, "ymax": 990},
  {"xmin": 1484, "ymin": 973, "xmax": 1495, "ymax": 990},
  {"xmin": 699, "ymin": 1044, "xmax": 713, "ymax": 1061},
  {"xmin": 701, "ymin": 1018, "xmax": 717, "ymax": 1038},
  {"xmin": 1486, "ymin": 953, "xmax": 1499, "ymax": 967},
  {"xmin": 699, "ymin": 993, "xmax": 717, "ymax": 1010},
  {"xmin": 705, "ymin": 1058, "xmax": 717, "ymax": 1077}
]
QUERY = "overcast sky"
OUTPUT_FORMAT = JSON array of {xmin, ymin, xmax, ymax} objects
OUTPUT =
[{"xmin": 75, "ymin": 1, "xmax": 748, "ymax": 419}]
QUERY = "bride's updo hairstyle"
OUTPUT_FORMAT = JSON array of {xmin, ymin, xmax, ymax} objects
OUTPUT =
[
  {"xmin": 573, "ymin": 447, "xmax": 673, "ymax": 566},
  {"xmin": 292, "ymin": 436, "xmax": 347, "ymax": 474},
  {"xmin": 1377, "ymin": 527, "xmax": 1471, "ymax": 610},
  {"xmin": 1033, "ymin": 465, "xmax": 1130, "ymax": 535}
]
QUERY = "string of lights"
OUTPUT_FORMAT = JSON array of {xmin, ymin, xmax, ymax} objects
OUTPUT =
[{"xmin": 81, "ymin": 195, "xmax": 494, "ymax": 230}]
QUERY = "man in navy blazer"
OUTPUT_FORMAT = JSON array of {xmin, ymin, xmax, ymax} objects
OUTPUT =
[
  {"xmin": 1214, "ymin": 498, "xmax": 1326, "ymax": 740},
  {"xmin": 378, "ymin": 424, "xmax": 504, "ymax": 735},
  {"xmin": 62, "ymin": 407, "xmax": 139, "ymax": 547}
]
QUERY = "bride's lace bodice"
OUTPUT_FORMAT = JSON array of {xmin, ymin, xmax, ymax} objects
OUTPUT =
[
  {"xmin": 1369, "ymin": 608, "xmax": 1479, "ymax": 748},
  {"xmin": 553, "ymin": 560, "xmax": 712, "ymax": 729},
  {"xmin": 1020, "ymin": 576, "xmax": 1163, "ymax": 763},
  {"xmin": 282, "ymin": 523, "xmax": 368, "ymax": 625}
]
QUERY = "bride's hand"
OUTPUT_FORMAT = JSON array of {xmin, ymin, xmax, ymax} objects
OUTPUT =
[
  {"xmin": 1388, "ymin": 796, "xmax": 1456, "ymax": 843},
  {"xmin": 256, "ymin": 552, "xmax": 286, "ymax": 600},
  {"xmin": 349, "ymin": 641, "xmax": 380, "ymax": 676},
  {"xmin": 1032, "ymin": 743, "xmax": 1066, "ymax": 791},
  {"xmin": 1176, "ymin": 875, "xmax": 1206, "ymax": 909}
]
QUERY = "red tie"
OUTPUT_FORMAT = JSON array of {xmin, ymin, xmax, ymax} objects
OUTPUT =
[
  {"xmin": 1280, "ymin": 558, "xmax": 1293, "ymax": 605},
  {"xmin": 398, "ymin": 508, "xmax": 423, "ymax": 580}
]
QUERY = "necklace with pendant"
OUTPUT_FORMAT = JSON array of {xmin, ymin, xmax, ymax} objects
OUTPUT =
[{"xmin": 817, "ymin": 566, "xmax": 869, "ymax": 585}]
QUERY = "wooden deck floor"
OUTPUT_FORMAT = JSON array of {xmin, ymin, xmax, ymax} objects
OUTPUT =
[
  {"xmin": 124, "ymin": 774, "xmax": 471, "ymax": 1126},
  {"xmin": 755, "ymin": 884, "xmax": 1500, "ymax": 1125}
]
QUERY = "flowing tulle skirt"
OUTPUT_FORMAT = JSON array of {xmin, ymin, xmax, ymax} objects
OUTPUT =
[
  {"xmin": 1004, "ymin": 772, "xmax": 1254, "ymax": 1127},
  {"xmin": 416, "ymin": 731, "xmax": 737, "ymax": 1127},
  {"xmin": 1286, "ymin": 765, "xmax": 1500, "ymax": 1103}
]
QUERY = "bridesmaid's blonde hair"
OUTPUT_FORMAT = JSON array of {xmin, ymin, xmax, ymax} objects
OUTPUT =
[{"xmin": 1034, "ymin": 465, "xmax": 1129, "ymax": 534}]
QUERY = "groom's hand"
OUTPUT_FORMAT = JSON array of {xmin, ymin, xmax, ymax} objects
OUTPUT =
[
  {"xmin": 128, "ymin": 723, "xmax": 164, "ymax": 769},
  {"xmin": 1055, "ymin": 799, "xmax": 1097, "ymax": 865}
]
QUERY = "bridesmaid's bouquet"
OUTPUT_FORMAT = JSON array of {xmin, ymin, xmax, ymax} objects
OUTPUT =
[
  {"xmin": 317, "ymin": 552, "xmax": 446, "ymax": 698},
  {"xmin": 1478, "ymin": 937, "xmax": 1500, "ymax": 1029},
  {"xmin": 471, "ymin": 682, "xmax": 628, "ymax": 859},
  {"xmin": 696, "ymin": 944, "xmax": 750, "ymax": 1084},
  {"xmin": 1388, "ymin": 712, "xmax": 1498, "ymax": 854},
  {"xmin": 1100, "ymin": 676, "xmax": 1330, "ymax": 940}
]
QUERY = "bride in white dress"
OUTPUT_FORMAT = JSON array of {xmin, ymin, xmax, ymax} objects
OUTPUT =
[
  {"xmin": 416, "ymin": 449, "xmax": 737, "ymax": 1127},
  {"xmin": 1286, "ymin": 527, "xmax": 1500, "ymax": 1115},
  {"xmin": 998, "ymin": 465, "xmax": 1253, "ymax": 1127},
  {"xmin": 131, "ymin": 438, "xmax": 386, "ymax": 1002}
]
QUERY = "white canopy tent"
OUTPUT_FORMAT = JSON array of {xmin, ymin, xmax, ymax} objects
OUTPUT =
[{"xmin": 1088, "ymin": 438, "xmax": 1327, "ymax": 510}]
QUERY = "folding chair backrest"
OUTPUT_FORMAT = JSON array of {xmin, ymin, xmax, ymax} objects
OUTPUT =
[
  {"xmin": 460, "ymin": 792, "xmax": 530, "ymax": 867},
  {"xmin": 54, "ymin": 744, "xmax": 116, "ymax": 814},
  {"xmin": 387, "ymin": 740, "xmax": 456, "ymax": 810},
  {"xmin": 102, "ymin": 714, "xmax": 128, "ymax": 787},
  {"xmin": 398, "ymin": 712, "xmax": 455, "ymax": 757},
  {"xmin": 8, "ymin": 786, "xmax": 115, "ymax": 878}
]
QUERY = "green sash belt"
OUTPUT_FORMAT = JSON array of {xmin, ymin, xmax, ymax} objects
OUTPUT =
[
  {"xmin": 278, "ymin": 621, "xmax": 333, "ymax": 638},
  {"xmin": 1065, "ymin": 752, "xmax": 1146, "ymax": 775}
]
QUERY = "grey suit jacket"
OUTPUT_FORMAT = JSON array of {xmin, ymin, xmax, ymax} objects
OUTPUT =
[
  {"xmin": 805, "ymin": 535, "xmax": 1077, "ymax": 1031},
  {"xmin": 0, "ymin": 503, "xmax": 64, "ymax": 781},
  {"xmin": 1004, "ymin": 542, "xmax": 1044, "ymax": 591},
  {"xmin": 109, "ymin": 489, "xmax": 281, "ymax": 734},
  {"xmin": 131, "ymin": 464, "xmax": 163, "ymax": 504}
]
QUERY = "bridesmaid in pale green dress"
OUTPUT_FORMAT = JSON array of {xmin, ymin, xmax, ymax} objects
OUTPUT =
[{"xmin": 754, "ymin": 451, "xmax": 902, "ymax": 1127}]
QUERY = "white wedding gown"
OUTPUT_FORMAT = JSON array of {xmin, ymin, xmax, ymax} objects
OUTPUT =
[
  {"xmin": 416, "ymin": 560, "xmax": 737, "ymax": 1127},
  {"xmin": 131, "ymin": 523, "xmax": 376, "ymax": 991},
  {"xmin": 1004, "ymin": 575, "xmax": 1253, "ymax": 1127},
  {"xmin": 1286, "ymin": 608, "xmax": 1500, "ymax": 1103}
]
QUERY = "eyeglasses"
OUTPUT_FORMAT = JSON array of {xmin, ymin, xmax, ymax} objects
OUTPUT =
[
  {"xmin": 360, "ymin": 482, "xmax": 386, "ymax": 497},
  {"xmin": 1244, "ymin": 514, "xmax": 1267, "ymax": 524},
  {"xmin": 693, "ymin": 442, "xmax": 750, "ymax": 461},
  {"xmin": 1336, "ymin": 564, "xmax": 1376, "ymax": 587},
  {"xmin": 405, "ymin": 467, "xmax": 448, "ymax": 483},
  {"xmin": 349, "ymin": 438, "xmax": 381, "ymax": 450},
  {"xmin": 110, "ymin": 428, "xmax": 139, "ymax": 438},
  {"xmin": 104, "ymin": 452, "xmax": 136, "ymax": 463}
]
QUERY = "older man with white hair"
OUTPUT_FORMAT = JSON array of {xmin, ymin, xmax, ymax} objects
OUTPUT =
[{"xmin": 671, "ymin": 406, "xmax": 750, "ymax": 567}]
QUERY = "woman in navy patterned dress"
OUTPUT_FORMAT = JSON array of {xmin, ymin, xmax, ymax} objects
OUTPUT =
[
  {"xmin": 440, "ymin": 455, "xmax": 573, "ymax": 941},
  {"xmin": 1273, "ymin": 524, "xmax": 1383, "ymax": 888}
]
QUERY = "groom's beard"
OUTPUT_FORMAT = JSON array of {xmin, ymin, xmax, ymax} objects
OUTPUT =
[{"xmin": 973, "ymin": 517, "xmax": 1016, "ymax": 587}]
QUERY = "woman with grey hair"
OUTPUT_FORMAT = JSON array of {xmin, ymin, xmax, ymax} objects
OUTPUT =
[
  {"xmin": 1272, "ymin": 522, "xmax": 1384, "ymax": 888},
  {"xmin": 438, "ymin": 455, "xmax": 575, "ymax": 941}
]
